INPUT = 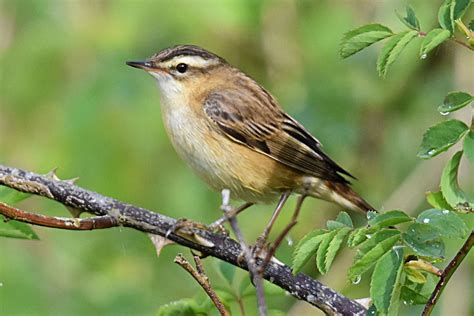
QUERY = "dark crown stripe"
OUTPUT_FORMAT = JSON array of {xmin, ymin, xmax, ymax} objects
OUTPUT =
[{"xmin": 157, "ymin": 45, "xmax": 224, "ymax": 63}]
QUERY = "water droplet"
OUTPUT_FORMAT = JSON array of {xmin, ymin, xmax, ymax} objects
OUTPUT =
[
  {"xmin": 423, "ymin": 218, "xmax": 430, "ymax": 224},
  {"xmin": 440, "ymin": 111, "xmax": 450, "ymax": 116},
  {"xmin": 427, "ymin": 149, "xmax": 437, "ymax": 156},
  {"xmin": 403, "ymin": 300, "xmax": 408, "ymax": 305},
  {"xmin": 286, "ymin": 236, "xmax": 293, "ymax": 247},
  {"xmin": 365, "ymin": 234, "xmax": 372, "ymax": 239},
  {"xmin": 421, "ymin": 53, "xmax": 427, "ymax": 59},
  {"xmin": 442, "ymin": 210, "xmax": 449, "ymax": 214},
  {"xmin": 352, "ymin": 275, "xmax": 362, "ymax": 284}
]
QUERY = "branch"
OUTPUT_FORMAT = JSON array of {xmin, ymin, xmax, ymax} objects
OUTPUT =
[
  {"xmin": 422, "ymin": 231, "xmax": 474, "ymax": 316},
  {"xmin": 0, "ymin": 202, "xmax": 117, "ymax": 230},
  {"xmin": 174, "ymin": 254, "xmax": 229, "ymax": 316},
  {"xmin": 0, "ymin": 164, "xmax": 366, "ymax": 315}
]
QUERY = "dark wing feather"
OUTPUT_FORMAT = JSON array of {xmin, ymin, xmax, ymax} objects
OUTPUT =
[{"xmin": 203, "ymin": 88, "xmax": 353, "ymax": 183}]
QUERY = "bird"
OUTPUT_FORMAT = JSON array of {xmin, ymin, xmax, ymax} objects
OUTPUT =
[{"xmin": 126, "ymin": 45, "xmax": 374, "ymax": 223}]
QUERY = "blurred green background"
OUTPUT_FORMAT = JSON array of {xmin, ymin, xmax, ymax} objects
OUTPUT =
[{"xmin": 0, "ymin": 0, "xmax": 472, "ymax": 315}]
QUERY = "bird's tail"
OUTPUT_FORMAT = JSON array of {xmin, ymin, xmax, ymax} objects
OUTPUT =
[{"xmin": 310, "ymin": 180, "xmax": 376, "ymax": 213}]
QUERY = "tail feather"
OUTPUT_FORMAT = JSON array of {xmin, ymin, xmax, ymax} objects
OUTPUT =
[{"xmin": 313, "ymin": 180, "xmax": 376, "ymax": 213}]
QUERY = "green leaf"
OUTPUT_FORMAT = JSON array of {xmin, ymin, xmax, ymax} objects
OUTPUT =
[
  {"xmin": 0, "ymin": 186, "xmax": 31, "ymax": 204},
  {"xmin": 469, "ymin": 19, "xmax": 474, "ymax": 31},
  {"xmin": 157, "ymin": 298, "xmax": 207, "ymax": 316},
  {"xmin": 217, "ymin": 260, "xmax": 235, "ymax": 286},
  {"xmin": 417, "ymin": 208, "xmax": 469, "ymax": 239},
  {"xmin": 453, "ymin": 0, "xmax": 472, "ymax": 20},
  {"xmin": 348, "ymin": 231, "xmax": 400, "ymax": 282},
  {"xmin": 370, "ymin": 247, "xmax": 404, "ymax": 314},
  {"xmin": 426, "ymin": 191, "xmax": 454, "ymax": 211},
  {"xmin": 402, "ymin": 223, "xmax": 445, "ymax": 258},
  {"xmin": 438, "ymin": 91, "xmax": 473, "ymax": 114},
  {"xmin": 438, "ymin": 0, "xmax": 455, "ymax": 33},
  {"xmin": 316, "ymin": 229, "xmax": 338, "ymax": 274},
  {"xmin": 400, "ymin": 286, "xmax": 429, "ymax": 305},
  {"xmin": 0, "ymin": 215, "xmax": 39, "ymax": 240},
  {"xmin": 368, "ymin": 210, "xmax": 412, "ymax": 231},
  {"xmin": 292, "ymin": 229, "xmax": 327, "ymax": 273},
  {"xmin": 440, "ymin": 151, "xmax": 474, "ymax": 211},
  {"xmin": 404, "ymin": 267, "xmax": 427, "ymax": 284},
  {"xmin": 417, "ymin": 120, "xmax": 469, "ymax": 159},
  {"xmin": 327, "ymin": 211, "xmax": 353, "ymax": 230},
  {"xmin": 347, "ymin": 227, "xmax": 369, "ymax": 247},
  {"xmin": 340, "ymin": 24, "xmax": 393, "ymax": 58},
  {"xmin": 320, "ymin": 227, "xmax": 351, "ymax": 274},
  {"xmin": 420, "ymin": 28, "xmax": 451, "ymax": 57},
  {"xmin": 357, "ymin": 230, "xmax": 401, "ymax": 260},
  {"xmin": 397, "ymin": 5, "xmax": 420, "ymax": 31},
  {"xmin": 464, "ymin": 130, "xmax": 474, "ymax": 164},
  {"xmin": 377, "ymin": 30, "xmax": 418, "ymax": 78}
]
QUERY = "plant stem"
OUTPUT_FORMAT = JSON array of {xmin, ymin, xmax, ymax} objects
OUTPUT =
[{"xmin": 422, "ymin": 231, "xmax": 474, "ymax": 316}]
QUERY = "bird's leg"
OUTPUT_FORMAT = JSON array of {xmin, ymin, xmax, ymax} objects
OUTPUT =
[
  {"xmin": 258, "ymin": 194, "xmax": 307, "ymax": 273},
  {"xmin": 209, "ymin": 201, "xmax": 254, "ymax": 229},
  {"xmin": 254, "ymin": 191, "xmax": 291, "ymax": 254}
]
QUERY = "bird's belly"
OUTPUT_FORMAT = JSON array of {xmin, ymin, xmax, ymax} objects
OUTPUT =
[{"xmin": 161, "ymin": 106, "xmax": 296, "ymax": 203}]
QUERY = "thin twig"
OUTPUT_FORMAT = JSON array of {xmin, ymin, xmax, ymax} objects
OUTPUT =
[
  {"xmin": 174, "ymin": 254, "xmax": 229, "ymax": 316},
  {"xmin": 0, "ymin": 202, "xmax": 117, "ymax": 230},
  {"xmin": 450, "ymin": 38, "xmax": 474, "ymax": 51},
  {"xmin": 221, "ymin": 189, "xmax": 267, "ymax": 316},
  {"xmin": 422, "ymin": 231, "xmax": 474, "ymax": 316},
  {"xmin": 0, "ymin": 165, "xmax": 367, "ymax": 315}
]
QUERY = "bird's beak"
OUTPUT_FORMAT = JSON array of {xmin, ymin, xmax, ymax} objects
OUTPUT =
[{"xmin": 126, "ymin": 60, "xmax": 155, "ymax": 70}]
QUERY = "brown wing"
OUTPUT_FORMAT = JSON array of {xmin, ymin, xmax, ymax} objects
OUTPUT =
[{"xmin": 203, "ymin": 88, "xmax": 354, "ymax": 183}]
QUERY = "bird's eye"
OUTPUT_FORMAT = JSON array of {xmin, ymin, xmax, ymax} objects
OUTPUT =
[{"xmin": 176, "ymin": 63, "xmax": 188, "ymax": 73}]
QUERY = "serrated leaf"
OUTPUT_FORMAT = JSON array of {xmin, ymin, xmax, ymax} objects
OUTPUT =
[
  {"xmin": 370, "ymin": 247, "xmax": 404, "ymax": 314},
  {"xmin": 417, "ymin": 120, "xmax": 469, "ymax": 159},
  {"xmin": 157, "ymin": 298, "xmax": 207, "ymax": 316},
  {"xmin": 426, "ymin": 191, "xmax": 454, "ymax": 211},
  {"xmin": 321, "ymin": 227, "xmax": 351, "ymax": 274},
  {"xmin": 438, "ymin": 91, "xmax": 473, "ymax": 114},
  {"xmin": 438, "ymin": 0, "xmax": 455, "ymax": 33},
  {"xmin": 327, "ymin": 211, "xmax": 353, "ymax": 230},
  {"xmin": 292, "ymin": 229, "xmax": 327, "ymax": 273},
  {"xmin": 397, "ymin": 5, "xmax": 420, "ymax": 31},
  {"xmin": 348, "ymin": 231, "xmax": 400, "ymax": 282},
  {"xmin": 440, "ymin": 151, "xmax": 474, "ymax": 211},
  {"xmin": 377, "ymin": 30, "xmax": 418, "ymax": 78},
  {"xmin": 340, "ymin": 24, "xmax": 393, "ymax": 58},
  {"xmin": 400, "ymin": 286, "xmax": 429, "ymax": 305},
  {"xmin": 402, "ymin": 223, "xmax": 445, "ymax": 258},
  {"xmin": 420, "ymin": 28, "xmax": 451, "ymax": 57},
  {"xmin": 464, "ymin": 130, "xmax": 474, "ymax": 164},
  {"xmin": 316, "ymin": 229, "xmax": 338, "ymax": 274},
  {"xmin": 368, "ymin": 210, "xmax": 412, "ymax": 231},
  {"xmin": 453, "ymin": 0, "xmax": 472, "ymax": 20},
  {"xmin": 347, "ymin": 227, "xmax": 369, "ymax": 247},
  {"xmin": 357, "ymin": 230, "xmax": 401, "ymax": 260},
  {"xmin": 416, "ymin": 208, "xmax": 469, "ymax": 238},
  {"xmin": 0, "ymin": 215, "xmax": 39, "ymax": 240}
]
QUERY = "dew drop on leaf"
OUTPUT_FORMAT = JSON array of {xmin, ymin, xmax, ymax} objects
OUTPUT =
[
  {"xmin": 286, "ymin": 235, "xmax": 293, "ymax": 247},
  {"xmin": 421, "ymin": 53, "xmax": 427, "ymax": 59},
  {"xmin": 423, "ymin": 218, "xmax": 430, "ymax": 224},
  {"xmin": 427, "ymin": 149, "xmax": 436, "ymax": 155},
  {"xmin": 440, "ymin": 111, "xmax": 450, "ymax": 116},
  {"xmin": 442, "ymin": 210, "xmax": 449, "ymax": 214},
  {"xmin": 352, "ymin": 275, "xmax": 362, "ymax": 284}
]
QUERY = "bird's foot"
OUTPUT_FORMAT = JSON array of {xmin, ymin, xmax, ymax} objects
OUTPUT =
[{"xmin": 165, "ymin": 218, "xmax": 216, "ymax": 248}]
